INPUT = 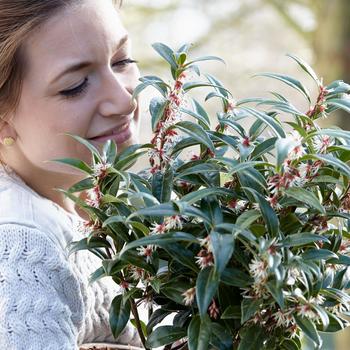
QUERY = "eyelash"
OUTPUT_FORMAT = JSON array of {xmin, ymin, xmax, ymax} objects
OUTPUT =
[{"xmin": 59, "ymin": 58, "xmax": 138, "ymax": 99}]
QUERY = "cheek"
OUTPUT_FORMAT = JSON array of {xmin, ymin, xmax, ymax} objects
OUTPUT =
[{"xmin": 18, "ymin": 102, "xmax": 94, "ymax": 169}]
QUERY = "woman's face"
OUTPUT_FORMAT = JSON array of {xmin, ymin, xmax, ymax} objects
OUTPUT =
[{"xmin": 7, "ymin": 0, "xmax": 140, "ymax": 176}]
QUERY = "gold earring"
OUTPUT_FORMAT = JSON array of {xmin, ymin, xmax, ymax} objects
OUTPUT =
[{"xmin": 3, "ymin": 137, "xmax": 15, "ymax": 146}]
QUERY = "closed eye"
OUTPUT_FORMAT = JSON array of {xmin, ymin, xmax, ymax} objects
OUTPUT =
[{"xmin": 59, "ymin": 58, "xmax": 138, "ymax": 99}]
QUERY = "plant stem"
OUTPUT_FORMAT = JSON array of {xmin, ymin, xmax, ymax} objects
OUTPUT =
[{"xmin": 130, "ymin": 298, "xmax": 148, "ymax": 349}]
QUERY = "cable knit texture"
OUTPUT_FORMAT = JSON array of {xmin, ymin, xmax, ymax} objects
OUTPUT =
[{"xmin": 0, "ymin": 165, "xmax": 141, "ymax": 349}]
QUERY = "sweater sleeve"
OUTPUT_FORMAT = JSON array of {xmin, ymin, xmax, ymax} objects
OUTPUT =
[{"xmin": 0, "ymin": 223, "xmax": 84, "ymax": 350}]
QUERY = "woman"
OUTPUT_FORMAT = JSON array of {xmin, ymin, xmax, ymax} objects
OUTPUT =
[{"xmin": 0, "ymin": 0, "xmax": 142, "ymax": 348}]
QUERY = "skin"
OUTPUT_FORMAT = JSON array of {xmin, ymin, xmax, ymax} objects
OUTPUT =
[{"xmin": 0, "ymin": 0, "xmax": 141, "ymax": 217}]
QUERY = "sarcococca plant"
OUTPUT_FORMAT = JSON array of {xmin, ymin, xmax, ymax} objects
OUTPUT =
[{"xmin": 55, "ymin": 42, "xmax": 350, "ymax": 350}]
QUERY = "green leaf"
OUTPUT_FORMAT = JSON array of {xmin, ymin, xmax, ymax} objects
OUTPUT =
[
  {"xmin": 102, "ymin": 139, "xmax": 117, "ymax": 164},
  {"xmin": 302, "ymin": 249, "xmax": 338, "ymax": 261},
  {"xmin": 172, "ymin": 120, "xmax": 215, "ymax": 152},
  {"xmin": 188, "ymin": 315, "xmax": 211, "ymax": 350},
  {"xmin": 327, "ymin": 98, "xmax": 350, "ymax": 114},
  {"xmin": 147, "ymin": 309, "xmax": 172, "ymax": 334},
  {"xmin": 185, "ymin": 55, "xmax": 226, "ymax": 67},
  {"xmin": 130, "ymin": 319, "xmax": 147, "ymax": 337},
  {"xmin": 68, "ymin": 177, "xmax": 95, "ymax": 193},
  {"xmin": 152, "ymin": 42, "xmax": 178, "ymax": 70},
  {"xmin": 295, "ymin": 315, "xmax": 322, "ymax": 348},
  {"xmin": 255, "ymin": 72, "xmax": 311, "ymax": 102},
  {"xmin": 175, "ymin": 163, "xmax": 222, "ymax": 178},
  {"xmin": 183, "ymin": 81, "xmax": 232, "ymax": 96},
  {"xmin": 209, "ymin": 322, "xmax": 233, "ymax": 350},
  {"xmin": 221, "ymin": 305, "xmax": 241, "ymax": 319},
  {"xmin": 237, "ymin": 325, "xmax": 267, "ymax": 350},
  {"xmin": 282, "ymin": 233, "xmax": 330, "ymax": 247},
  {"xmin": 146, "ymin": 326, "xmax": 186, "ymax": 347},
  {"xmin": 181, "ymin": 187, "xmax": 234, "ymax": 205},
  {"xmin": 221, "ymin": 267, "xmax": 253, "ymax": 287},
  {"xmin": 152, "ymin": 167, "xmax": 173, "ymax": 203},
  {"xmin": 251, "ymin": 137, "xmax": 278, "ymax": 160},
  {"xmin": 266, "ymin": 281, "xmax": 284, "ymax": 309},
  {"xmin": 286, "ymin": 53, "xmax": 321, "ymax": 87},
  {"xmin": 109, "ymin": 295, "xmax": 131, "ymax": 339},
  {"xmin": 205, "ymin": 73, "xmax": 231, "ymax": 98},
  {"xmin": 241, "ymin": 298, "xmax": 261, "ymax": 323},
  {"xmin": 88, "ymin": 266, "xmax": 106, "ymax": 284},
  {"xmin": 67, "ymin": 237, "xmax": 111, "ymax": 256},
  {"xmin": 281, "ymin": 338, "xmax": 300, "ymax": 350},
  {"xmin": 305, "ymin": 154, "xmax": 350, "ymax": 179},
  {"xmin": 162, "ymin": 279, "xmax": 192, "ymax": 305},
  {"xmin": 210, "ymin": 231, "xmax": 235, "ymax": 275},
  {"xmin": 196, "ymin": 266, "xmax": 220, "ymax": 317},
  {"xmin": 180, "ymin": 107, "xmax": 211, "ymax": 130},
  {"xmin": 60, "ymin": 133, "xmax": 102, "ymax": 161},
  {"xmin": 242, "ymin": 187, "xmax": 279, "ymax": 237},
  {"xmin": 236, "ymin": 209, "xmax": 261, "ymax": 229},
  {"xmin": 284, "ymin": 187, "xmax": 325, "ymax": 214},
  {"xmin": 192, "ymin": 98, "xmax": 211, "ymax": 128},
  {"xmin": 122, "ymin": 231, "xmax": 198, "ymax": 252},
  {"xmin": 49, "ymin": 157, "xmax": 93, "ymax": 175},
  {"xmin": 275, "ymin": 138, "xmax": 299, "ymax": 170},
  {"xmin": 150, "ymin": 96, "xmax": 168, "ymax": 132},
  {"xmin": 240, "ymin": 106, "xmax": 285, "ymax": 138}
]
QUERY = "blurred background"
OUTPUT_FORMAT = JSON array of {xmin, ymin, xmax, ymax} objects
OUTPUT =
[{"xmin": 121, "ymin": 1, "xmax": 350, "ymax": 349}]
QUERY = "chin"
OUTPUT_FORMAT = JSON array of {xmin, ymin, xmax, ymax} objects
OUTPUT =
[{"xmin": 117, "ymin": 133, "xmax": 139, "ymax": 153}]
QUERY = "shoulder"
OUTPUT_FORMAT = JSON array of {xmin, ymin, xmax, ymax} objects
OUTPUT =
[{"xmin": 0, "ymin": 178, "xmax": 75, "ymax": 251}]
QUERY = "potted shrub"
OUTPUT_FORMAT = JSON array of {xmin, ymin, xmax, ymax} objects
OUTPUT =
[{"xmin": 62, "ymin": 43, "xmax": 350, "ymax": 350}]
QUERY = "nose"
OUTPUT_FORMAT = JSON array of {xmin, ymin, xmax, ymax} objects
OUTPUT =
[{"xmin": 97, "ymin": 70, "xmax": 137, "ymax": 118}]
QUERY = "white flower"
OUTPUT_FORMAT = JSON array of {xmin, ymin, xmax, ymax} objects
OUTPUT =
[
  {"xmin": 286, "ymin": 131, "xmax": 306, "ymax": 160},
  {"xmin": 249, "ymin": 258, "xmax": 268, "ymax": 283},
  {"xmin": 164, "ymin": 215, "xmax": 183, "ymax": 231},
  {"xmin": 266, "ymin": 195, "xmax": 282, "ymax": 210},
  {"xmin": 137, "ymin": 245, "xmax": 154, "ymax": 262},
  {"xmin": 313, "ymin": 135, "xmax": 333, "ymax": 153},
  {"xmin": 296, "ymin": 304, "xmax": 318, "ymax": 320},
  {"xmin": 327, "ymin": 302, "xmax": 350, "ymax": 316},
  {"xmin": 150, "ymin": 222, "xmax": 167, "ymax": 235},
  {"xmin": 227, "ymin": 199, "xmax": 248, "ymax": 214},
  {"xmin": 75, "ymin": 219, "xmax": 94, "ymax": 236},
  {"xmin": 195, "ymin": 249, "xmax": 214, "ymax": 269},
  {"xmin": 310, "ymin": 295, "xmax": 326, "ymax": 305},
  {"xmin": 129, "ymin": 266, "xmax": 145, "ymax": 281},
  {"xmin": 182, "ymin": 287, "xmax": 196, "ymax": 306},
  {"xmin": 286, "ymin": 267, "xmax": 300, "ymax": 286},
  {"xmin": 272, "ymin": 309, "xmax": 294, "ymax": 328},
  {"xmin": 92, "ymin": 161, "xmax": 112, "ymax": 178},
  {"xmin": 86, "ymin": 186, "xmax": 102, "ymax": 208},
  {"xmin": 198, "ymin": 235, "xmax": 212, "ymax": 252}
]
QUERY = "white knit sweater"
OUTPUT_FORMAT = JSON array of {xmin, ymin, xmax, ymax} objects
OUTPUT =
[{"xmin": 0, "ymin": 165, "xmax": 141, "ymax": 349}]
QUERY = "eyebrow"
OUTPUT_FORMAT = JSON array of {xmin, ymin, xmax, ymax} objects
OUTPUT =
[{"xmin": 50, "ymin": 34, "xmax": 129, "ymax": 85}]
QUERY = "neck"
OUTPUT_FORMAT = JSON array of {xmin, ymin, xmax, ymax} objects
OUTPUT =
[{"xmin": 2, "ymin": 161, "xmax": 90, "ymax": 220}]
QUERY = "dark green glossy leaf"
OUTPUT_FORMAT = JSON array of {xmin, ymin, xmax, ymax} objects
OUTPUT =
[
  {"xmin": 188, "ymin": 315, "xmax": 211, "ymax": 350},
  {"xmin": 146, "ymin": 326, "xmax": 186, "ymax": 347},
  {"xmin": 210, "ymin": 231, "xmax": 234, "ymax": 275},
  {"xmin": 196, "ymin": 266, "xmax": 220, "ymax": 317},
  {"xmin": 255, "ymin": 72, "xmax": 311, "ymax": 102},
  {"xmin": 295, "ymin": 315, "xmax": 322, "ymax": 348},
  {"xmin": 243, "ymin": 187, "xmax": 279, "ymax": 236},
  {"xmin": 109, "ymin": 295, "xmax": 131, "ymax": 339}
]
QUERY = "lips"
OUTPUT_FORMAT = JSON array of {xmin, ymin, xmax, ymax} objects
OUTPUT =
[{"xmin": 90, "ymin": 117, "xmax": 133, "ymax": 139}]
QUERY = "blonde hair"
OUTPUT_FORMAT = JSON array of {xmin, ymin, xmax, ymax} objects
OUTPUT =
[{"xmin": 0, "ymin": 0, "xmax": 122, "ymax": 167}]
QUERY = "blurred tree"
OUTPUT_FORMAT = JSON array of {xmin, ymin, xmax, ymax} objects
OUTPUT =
[{"xmin": 266, "ymin": 0, "xmax": 350, "ymax": 129}]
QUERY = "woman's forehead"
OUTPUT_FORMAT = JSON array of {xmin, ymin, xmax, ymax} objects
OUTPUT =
[{"xmin": 22, "ymin": 0, "xmax": 127, "ymax": 80}]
